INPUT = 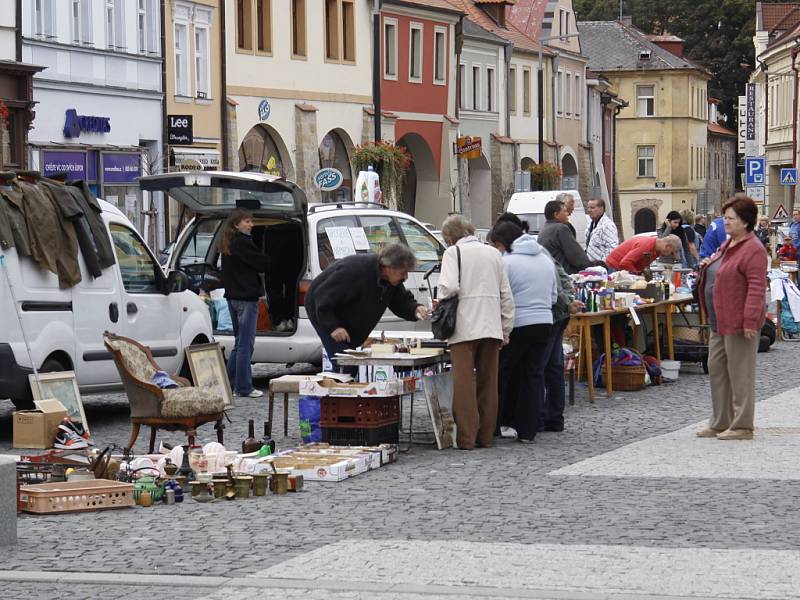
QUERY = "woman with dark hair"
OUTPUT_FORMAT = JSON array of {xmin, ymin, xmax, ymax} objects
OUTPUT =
[
  {"xmin": 220, "ymin": 209, "xmax": 270, "ymax": 398},
  {"xmin": 489, "ymin": 221, "xmax": 557, "ymax": 443},
  {"xmin": 658, "ymin": 210, "xmax": 699, "ymax": 268},
  {"xmin": 696, "ymin": 196, "xmax": 767, "ymax": 441}
]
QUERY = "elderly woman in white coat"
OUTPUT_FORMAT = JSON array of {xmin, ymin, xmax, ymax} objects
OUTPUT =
[{"xmin": 437, "ymin": 215, "xmax": 515, "ymax": 450}]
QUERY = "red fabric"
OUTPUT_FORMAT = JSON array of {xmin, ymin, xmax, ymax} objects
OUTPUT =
[
  {"xmin": 701, "ymin": 233, "xmax": 767, "ymax": 335},
  {"xmin": 605, "ymin": 236, "xmax": 658, "ymax": 274},
  {"xmin": 779, "ymin": 243, "xmax": 797, "ymax": 261}
]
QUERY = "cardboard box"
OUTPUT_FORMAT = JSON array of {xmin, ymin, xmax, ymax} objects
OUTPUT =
[
  {"xmin": 13, "ymin": 399, "xmax": 68, "ymax": 449},
  {"xmin": 299, "ymin": 377, "xmax": 415, "ymax": 398}
]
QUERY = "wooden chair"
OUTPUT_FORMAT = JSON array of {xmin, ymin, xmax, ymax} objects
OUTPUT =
[{"xmin": 103, "ymin": 332, "xmax": 225, "ymax": 452}]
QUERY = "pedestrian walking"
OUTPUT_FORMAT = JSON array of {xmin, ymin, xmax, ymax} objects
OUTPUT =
[
  {"xmin": 438, "ymin": 215, "xmax": 514, "ymax": 450},
  {"xmin": 221, "ymin": 209, "xmax": 269, "ymax": 398},
  {"xmin": 696, "ymin": 196, "xmax": 767, "ymax": 441},
  {"xmin": 585, "ymin": 198, "xmax": 619, "ymax": 262},
  {"xmin": 305, "ymin": 243, "xmax": 428, "ymax": 371},
  {"xmin": 538, "ymin": 200, "xmax": 594, "ymax": 274},
  {"xmin": 700, "ymin": 215, "xmax": 728, "ymax": 259},
  {"xmin": 489, "ymin": 221, "xmax": 556, "ymax": 443}
]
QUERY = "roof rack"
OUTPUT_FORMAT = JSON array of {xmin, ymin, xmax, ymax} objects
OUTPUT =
[{"xmin": 308, "ymin": 201, "xmax": 390, "ymax": 214}]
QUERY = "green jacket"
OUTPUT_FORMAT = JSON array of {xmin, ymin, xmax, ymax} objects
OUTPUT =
[{"xmin": 0, "ymin": 183, "xmax": 32, "ymax": 256}]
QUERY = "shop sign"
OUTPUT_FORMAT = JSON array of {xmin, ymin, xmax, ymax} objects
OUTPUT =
[
  {"xmin": 258, "ymin": 99, "xmax": 271, "ymax": 121},
  {"xmin": 63, "ymin": 109, "xmax": 111, "ymax": 138},
  {"xmin": 167, "ymin": 115, "xmax": 193, "ymax": 144},
  {"xmin": 455, "ymin": 136, "xmax": 482, "ymax": 160},
  {"xmin": 41, "ymin": 150, "xmax": 87, "ymax": 178},
  {"xmin": 102, "ymin": 153, "xmax": 141, "ymax": 184},
  {"xmin": 173, "ymin": 150, "xmax": 221, "ymax": 170},
  {"xmin": 314, "ymin": 168, "xmax": 343, "ymax": 191}
]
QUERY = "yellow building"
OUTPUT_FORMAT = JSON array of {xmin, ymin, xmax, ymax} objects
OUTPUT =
[{"xmin": 579, "ymin": 20, "xmax": 711, "ymax": 239}]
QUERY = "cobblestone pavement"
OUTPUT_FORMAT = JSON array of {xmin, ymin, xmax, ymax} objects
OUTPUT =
[{"xmin": 2, "ymin": 343, "xmax": 800, "ymax": 599}]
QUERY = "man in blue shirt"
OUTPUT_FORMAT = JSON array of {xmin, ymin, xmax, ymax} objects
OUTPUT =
[
  {"xmin": 699, "ymin": 216, "xmax": 728, "ymax": 258},
  {"xmin": 789, "ymin": 209, "xmax": 800, "ymax": 250}
]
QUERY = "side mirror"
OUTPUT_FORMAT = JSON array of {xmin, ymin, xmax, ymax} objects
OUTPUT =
[{"xmin": 166, "ymin": 270, "xmax": 190, "ymax": 294}]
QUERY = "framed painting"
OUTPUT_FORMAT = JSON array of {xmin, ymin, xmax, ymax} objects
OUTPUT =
[
  {"xmin": 185, "ymin": 342, "xmax": 234, "ymax": 407},
  {"xmin": 29, "ymin": 371, "xmax": 89, "ymax": 434},
  {"xmin": 422, "ymin": 371, "xmax": 455, "ymax": 450}
]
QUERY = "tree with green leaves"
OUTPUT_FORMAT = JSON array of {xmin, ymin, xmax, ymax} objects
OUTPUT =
[{"xmin": 575, "ymin": 0, "xmax": 756, "ymax": 128}]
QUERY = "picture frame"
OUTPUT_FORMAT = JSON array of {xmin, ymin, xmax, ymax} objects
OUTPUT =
[
  {"xmin": 28, "ymin": 371, "xmax": 89, "ymax": 434},
  {"xmin": 422, "ymin": 371, "xmax": 455, "ymax": 450},
  {"xmin": 185, "ymin": 342, "xmax": 234, "ymax": 407}
]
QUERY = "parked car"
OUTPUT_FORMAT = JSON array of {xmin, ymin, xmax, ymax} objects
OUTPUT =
[
  {"xmin": 1, "ymin": 199, "xmax": 213, "ymax": 409},
  {"xmin": 506, "ymin": 190, "xmax": 588, "ymax": 246},
  {"xmin": 139, "ymin": 171, "xmax": 446, "ymax": 366}
]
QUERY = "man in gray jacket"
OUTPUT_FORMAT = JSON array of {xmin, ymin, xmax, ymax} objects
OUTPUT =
[{"xmin": 537, "ymin": 200, "xmax": 595, "ymax": 274}]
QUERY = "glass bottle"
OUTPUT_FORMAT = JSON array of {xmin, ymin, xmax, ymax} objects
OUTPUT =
[{"xmin": 242, "ymin": 419, "xmax": 260, "ymax": 454}]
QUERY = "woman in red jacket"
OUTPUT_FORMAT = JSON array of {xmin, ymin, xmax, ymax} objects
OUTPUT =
[{"xmin": 696, "ymin": 197, "xmax": 767, "ymax": 440}]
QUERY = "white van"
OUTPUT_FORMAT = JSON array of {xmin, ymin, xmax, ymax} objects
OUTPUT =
[
  {"xmin": 0, "ymin": 199, "xmax": 213, "ymax": 409},
  {"xmin": 506, "ymin": 190, "xmax": 587, "ymax": 246},
  {"xmin": 140, "ymin": 171, "xmax": 445, "ymax": 366}
]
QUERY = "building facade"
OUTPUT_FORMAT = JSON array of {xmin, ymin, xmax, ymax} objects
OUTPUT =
[
  {"xmin": 580, "ymin": 20, "xmax": 711, "ymax": 239},
  {"xmin": 22, "ymin": 0, "xmax": 164, "ymax": 245},
  {"xmin": 226, "ymin": 0, "xmax": 373, "ymax": 206}
]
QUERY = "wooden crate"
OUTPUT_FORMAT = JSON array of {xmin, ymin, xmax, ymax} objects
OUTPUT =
[{"xmin": 18, "ymin": 479, "xmax": 135, "ymax": 514}]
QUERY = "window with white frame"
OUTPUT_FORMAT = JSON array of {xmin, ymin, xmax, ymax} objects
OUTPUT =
[
  {"xmin": 195, "ymin": 21, "xmax": 211, "ymax": 98},
  {"xmin": 509, "ymin": 65, "xmax": 517, "ymax": 113},
  {"xmin": 472, "ymin": 65, "xmax": 480, "ymax": 110},
  {"xmin": 638, "ymin": 145, "xmax": 655, "ymax": 177},
  {"xmin": 136, "ymin": 0, "xmax": 159, "ymax": 54},
  {"xmin": 523, "ymin": 67, "xmax": 531, "ymax": 114},
  {"xmin": 556, "ymin": 70, "xmax": 563, "ymax": 113},
  {"xmin": 566, "ymin": 73, "xmax": 572, "ymax": 115},
  {"xmin": 459, "ymin": 63, "xmax": 466, "ymax": 109},
  {"xmin": 637, "ymin": 85, "xmax": 655, "ymax": 117},
  {"xmin": 559, "ymin": 9, "xmax": 569, "ymax": 36},
  {"xmin": 409, "ymin": 23, "xmax": 423, "ymax": 82},
  {"xmin": 105, "ymin": 0, "xmax": 125, "ymax": 50},
  {"xmin": 137, "ymin": 0, "xmax": 147, "ymax": 52},
  {"xmin": 574, "ymin": 74, "xmax": 581, "ymax": 116},
  {"xmin": 71, "ymin": 0, "xmax": 92, "ymax": 44},
  {"xmin": 487, "ymin": 66, "xmax": 495, "ymax": 111},
  {"xmin": 434, "ymin": 27, "xmax": 446, "ymax": 84},
  {"xmin": 384, "ymin": 19, "xmax": 397, "ymax": 78},
  {"xmin": 174, "ymin": 22, "xmax": 189, "ymax": 96},
  {"xmin": 34, "ymin": 0, "xmax": 56, "ymax": 39}
]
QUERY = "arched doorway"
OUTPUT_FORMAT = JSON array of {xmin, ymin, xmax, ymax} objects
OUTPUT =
[
  {"xmin": 318, "ymin": 129, "xmax": 354, "ymax": 203},
  {"xmin": 634, "ymin": 208, "xmax": 657, "ymax": 234},
  {"xmin": 396, "ymin": 133, "xmax": 438, "ymax": 221},
  {"xmin": 521, "ymin": 157, "xmax": 535, "ymax": 170},
  {"xmin": 561, "ymin": 152, "xmax": 578, "ymax": 190},
  {"xmin": 238, "ymin": 124, "xmax": 294, "ymax": 179},
  {"xmin": 467, "ymin": 153, "xmax": 491, "ymax": 228}
]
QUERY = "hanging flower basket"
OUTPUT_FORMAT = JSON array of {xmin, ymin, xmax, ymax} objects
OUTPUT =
[
  {"xmin": 352, "ymin": 141, "xmax": 411, "ymax": 211},
  {"xmin": 528, "ymin": 161, "xmax": 562, "ymax": 191},
  {"xmin": 0, "ymin": 100, "xmax": 8, "ymax": 129}
]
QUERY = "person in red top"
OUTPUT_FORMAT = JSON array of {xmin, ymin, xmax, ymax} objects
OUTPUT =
[
  {"xmin": 696, "ymin": 196, "xmax": 767, "ymax": 441},
  {"xmin": 605, "ymin": 234, "xmax": 682, "ymax": 273}
]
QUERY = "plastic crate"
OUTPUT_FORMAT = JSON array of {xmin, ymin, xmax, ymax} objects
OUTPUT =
[
  {"xmin": 322, "ymin": 423, "xmax": 400, "ymax": 446},
  {"xmin": 320, "ymin": 396, "xmax": 400, "ymax": 427},
  {"xmin": 18, "ymin": 479, "xmax": 135, "ymax": 514}
]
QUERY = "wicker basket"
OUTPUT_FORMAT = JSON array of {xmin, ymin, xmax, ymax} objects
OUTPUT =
[
  {"xmin": 600, "ymin": 364, "xmax": 646, "ymax": 391},
  {"xmin": 18, "ymin": 479, "xmax": 135, "ymax": 514}
]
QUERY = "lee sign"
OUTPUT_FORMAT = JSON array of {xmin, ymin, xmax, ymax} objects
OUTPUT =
[{"xmin": 314, "ymin": 168, "xmax": 343, "ymax": 191}]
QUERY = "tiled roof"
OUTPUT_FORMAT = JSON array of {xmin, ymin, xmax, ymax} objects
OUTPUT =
[
  {"xmin": 507, "ymin": 0, "xmax": 549, "ymax": 40},
  {"xmin": 758, "ymin": 3, "xmax": 800, "ymax": 32},
  {"xmin": 708, "ymin": 122, "xmax": 736, "ymax": 137},
  {"xmin": 445, "ymin": 0, "xmax": 548, "ymax": 54},
  {"xmin": 387, "ymin": 0, "xmax": 464, "ymax": 14},
  {"xmin": 474, "ymin": 0, "xmax": 516, "ymax": 4},
  {"xmin": 578, "ymin": 20, "xmax": 706, "ymax": 73}
]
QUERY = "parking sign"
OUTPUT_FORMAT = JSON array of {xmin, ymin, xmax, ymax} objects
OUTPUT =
[{"xmin": 745, "ymin": 157, "xmax": 765, "ymax": 185}]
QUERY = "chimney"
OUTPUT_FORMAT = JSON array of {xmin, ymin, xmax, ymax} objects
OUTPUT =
[{"xmin": 647, "ymin": 34, "xmax": 685, "ymax": 58}]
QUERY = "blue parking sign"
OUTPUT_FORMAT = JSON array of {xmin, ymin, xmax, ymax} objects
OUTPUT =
[{"xmin": 745, "ymin": 157, "xmax": 765, "ymax": 185}]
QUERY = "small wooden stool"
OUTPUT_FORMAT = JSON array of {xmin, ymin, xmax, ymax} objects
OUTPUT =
[{"xmin": 268, "ymin": 375, "xmax": 320, "ymax": 436}]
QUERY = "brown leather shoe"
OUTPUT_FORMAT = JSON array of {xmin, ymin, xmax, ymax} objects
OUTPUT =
[
  {"xmin": 716, "ymin": 429, "xmax": 754, "ymax": 440},
  {"xmin": 695, "ymin": 427, "xmax": 723, "ymax": 438}
]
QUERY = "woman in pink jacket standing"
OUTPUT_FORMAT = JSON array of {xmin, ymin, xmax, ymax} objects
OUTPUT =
[{"xmin": 696, "ymin": 197, "xmax": 767, "ymax": 441}]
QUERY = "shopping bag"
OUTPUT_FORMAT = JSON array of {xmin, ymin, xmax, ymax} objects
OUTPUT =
[{"xmin": 298, "ymin": 395, "xmax": 321, "ymax": 443}]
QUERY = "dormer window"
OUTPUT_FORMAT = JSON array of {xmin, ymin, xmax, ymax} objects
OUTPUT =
[
  {"xmin": 639, "ymin": 49, "xmax": 652, "ymax": 61},
  {"xmin": 475, "ymin": 0, "xmax": 511, "ymax": 28}
]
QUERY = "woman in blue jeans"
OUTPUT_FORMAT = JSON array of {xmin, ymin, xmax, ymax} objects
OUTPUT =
[{"xmin": 220, "ymin": 209, "xmax": 269, "ymax": 398}]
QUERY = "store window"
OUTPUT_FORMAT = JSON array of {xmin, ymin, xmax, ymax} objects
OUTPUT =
[
  {"xmin": 318, "ymin": 131, "xmax": 353, "ymax": 203},
  {"xmin": 110, "ymin": 224, "xmax": 160, "ymax": 293},
  {"xmin": 239, "ymin": 126, "xmax": 286, "ymax": 176}
]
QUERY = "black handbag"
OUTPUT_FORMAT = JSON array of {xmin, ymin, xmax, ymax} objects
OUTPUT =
[{"xmin": 431, "ymin": 246, "xmax": 461, "ymax": 340}]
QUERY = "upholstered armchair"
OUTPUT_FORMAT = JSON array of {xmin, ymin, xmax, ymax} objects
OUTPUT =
[{"xmin": 103, "ymin": 332, "xmax": 225, "ymax": 452}]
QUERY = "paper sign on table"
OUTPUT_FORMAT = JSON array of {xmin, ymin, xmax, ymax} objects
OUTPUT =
[
  {"xmin": 325, "ymin": 226, "xmax": 357, "ymax": 259},
  {"xmin": 629, "ymin": 306, "xmax": 641, "ymax": 326},
  {"xmin": 348, "ymin": 227, "xmax": 371, "ymax": 251}
]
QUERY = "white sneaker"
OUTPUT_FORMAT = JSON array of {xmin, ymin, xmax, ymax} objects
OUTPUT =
[
  {"xmin": 236, "ymin": 389, "xmax": 263, "ymax": 398},
  {"xmin": 500, "ymin": 426, "xmax": 517, "ymax": 439}
]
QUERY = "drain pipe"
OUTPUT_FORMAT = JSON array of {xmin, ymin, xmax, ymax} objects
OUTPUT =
[{"xmin": 792, "ymin": 44, "xmax": 800, "ymax": 213}]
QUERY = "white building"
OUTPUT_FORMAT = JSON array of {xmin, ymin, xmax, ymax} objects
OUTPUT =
[
  {"xmin": 22, "ymin": 0, "xmax": 164, "ymax": 246},
  {"xmin": 226, "ymin": 0, "xmax": 373, "ymax": 204}
]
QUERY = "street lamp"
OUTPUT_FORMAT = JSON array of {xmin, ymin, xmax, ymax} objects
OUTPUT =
[{"xmin": 538, "ymin": 33, "xmax": 581, "ymax": 165}]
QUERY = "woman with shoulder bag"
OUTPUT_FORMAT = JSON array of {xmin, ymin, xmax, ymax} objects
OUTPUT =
[
  {"xmin": 437, "ymin": 215, "xmax": 514, "ymax": 450},
  {"xmin": 696, "ymin": 197, "xmax": 767, "ymax": 440}
]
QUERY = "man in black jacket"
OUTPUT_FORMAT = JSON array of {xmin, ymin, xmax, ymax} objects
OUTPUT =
[
  {"xmin": 537, "ymin": 200, "xmax": 596, "ymax": 274},
  {"xmin": 305, "ymin": 243, "xmax": 429, "ymax": 369}
]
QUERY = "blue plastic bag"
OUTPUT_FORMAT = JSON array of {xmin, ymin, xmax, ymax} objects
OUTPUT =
[
  {"xmin": 214, "ymin": 299, "xmax": 233, "ymax": 332},
  {"xmin": 298, "ymin": 395, "xmax": 322, "ymax": 443}
]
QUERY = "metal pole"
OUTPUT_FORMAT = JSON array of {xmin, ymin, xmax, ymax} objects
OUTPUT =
[
  {"xmin": 538, "ymin": 43, "xmax": 545, "ymax": 164},
  {"xmin": 373, "ymin": 1, "xmax": 382, "ymax": 143}
]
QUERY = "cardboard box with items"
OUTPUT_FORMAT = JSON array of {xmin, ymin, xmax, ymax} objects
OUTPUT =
[{"xmin": 13, "ymin": 399, "xmax": 68, "ymax": 449}]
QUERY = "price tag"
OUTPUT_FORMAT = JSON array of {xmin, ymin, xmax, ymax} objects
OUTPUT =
[{"xmin": 629, "ymin": 305, "xmax": 641, "ymax": 326}]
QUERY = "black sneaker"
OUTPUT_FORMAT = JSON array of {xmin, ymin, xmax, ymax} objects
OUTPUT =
[
  {"xmin": 59, "ymin": 418, "xmax": 93, "ymax": 445},
  {"xmin": 543, "ymin": 423, "xmax": 565, "ymax": 433},
  {"xmin": 54, "ymin": 428, "xmax": 89, "ymax": 450}
]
